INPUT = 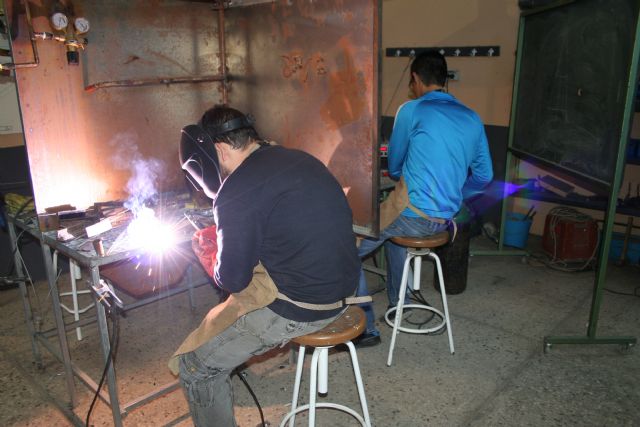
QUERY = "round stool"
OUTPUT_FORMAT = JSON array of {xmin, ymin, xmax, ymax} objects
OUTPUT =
[
  {"xmin": 385, "ymin": 232, "xmax": 455, "ymax": 366},
  {"xmin": 280, "ymin": 305, "xmax": 371, "ymax": 427}
]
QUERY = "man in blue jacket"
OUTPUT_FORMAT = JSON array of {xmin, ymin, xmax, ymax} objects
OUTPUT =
[{"xmin": 355, "ymin": 51, "xmax": 493, "ymax": 347}]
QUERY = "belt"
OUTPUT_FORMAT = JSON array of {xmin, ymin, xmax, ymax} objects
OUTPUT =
[
  {"xmin": 407, "ymin": 203, "xmax": 447, "ymax": 224},
  {"xmin": 276, "ymin": 293, "xmax": 372, "ymax": 311},
  {"xmin": 407, "ymin": 202, "xmax": 458, "ymax": 242}
]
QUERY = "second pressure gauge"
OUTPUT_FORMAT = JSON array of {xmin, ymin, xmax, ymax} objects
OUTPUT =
[
  {"xmin": 51, "ymin": 12, "xmax": 68, "ymax": 31},
  {"xmin": 74, "ymin": 17, "xmax": 90, "ymax": 34}
]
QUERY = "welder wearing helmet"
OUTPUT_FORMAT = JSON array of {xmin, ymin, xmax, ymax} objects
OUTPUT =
[{"xmin": 174, "ymin": 105, "xmax": 360, "ymax": 427}]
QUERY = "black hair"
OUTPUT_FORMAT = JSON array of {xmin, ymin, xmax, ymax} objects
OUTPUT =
[
  {"xmin": 199, "ymin": 105, "xmax": 261, "ymax": 150},
  {"xmin": 411, "ymin": 50, "xmax": 448, "ymax": 87}
]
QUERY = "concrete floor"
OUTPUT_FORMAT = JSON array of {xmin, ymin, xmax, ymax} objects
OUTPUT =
[{"xmin": 1, "ymin": 235, "xmax": 639, "ymax": 427}]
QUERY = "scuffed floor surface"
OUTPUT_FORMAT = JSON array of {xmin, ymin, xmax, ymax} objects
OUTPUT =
[{"xmin": 1, "ymin": 236, "xmax": 639, "ymax": 426}]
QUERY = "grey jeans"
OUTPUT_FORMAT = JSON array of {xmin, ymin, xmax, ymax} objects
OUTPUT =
[{"xmin": 178, "ymin": 306, "xmax": 342, "ymax": 427}]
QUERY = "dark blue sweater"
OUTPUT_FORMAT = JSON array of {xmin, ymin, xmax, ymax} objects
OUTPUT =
[{"xmin": 213, "ymin": 145, "xmax": 360, "ymax": 321}]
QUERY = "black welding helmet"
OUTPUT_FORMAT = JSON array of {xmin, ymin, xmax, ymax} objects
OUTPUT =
[{"xmin": 179, "ymin": 113, "xmax": 256, "ymax": 198}]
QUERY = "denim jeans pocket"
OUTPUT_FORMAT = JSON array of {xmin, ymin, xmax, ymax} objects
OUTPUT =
[
  {"xmin": 284, "ymin": 320, "xmax": 309, "ymax": 335},
  {"xmin": 179, "ymin": 352, "xmax": 225, "ymax": 407}
]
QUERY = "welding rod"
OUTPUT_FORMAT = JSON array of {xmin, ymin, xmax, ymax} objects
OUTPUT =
[
  {"xmin": 92, "ymin": 239, "xmax": 106, "ymax": 257},
  {"xmin": 184, "ymin": 213, "xmax": 202, "ymax": 231}
]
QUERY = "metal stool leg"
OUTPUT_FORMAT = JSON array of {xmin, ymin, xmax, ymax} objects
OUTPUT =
[
  {"xmin": 308, "ymin": 347, "xmax": 322, "ymax": 427},
  {"xmin": 281, "ymin": 343, "xmax": 370, "ymax": 427},
  {"xmin": 288, "ymin": 345, "xmax": 307, "ymax": 427},
  {"xmin": 346, "ymin": 341, "xmax": 372, "ymax": 427},
  {"xmin": 54, "ymin": 252, "xmax": 94, "ymax": 341},
  {"xmin": 318, "ymin": 348, "xmax": 328, "ymax": 395},
  {"xmin": 386, "ymin": 248, "xmax": 455, "ymax": 362},
  {"xmin": 69, "ymin": 260, "xmax": 82, "ymax": 340},
  {"xmin": 413, "ymin": 253, "xmax": 422, "ymax": 291},
  {"xmin": 429, "ymin": 252, "xmax": 455, "ymax": 354},
  {"xmin": 387, "ymin": 252, "xmax": 414, "ymax": 366}
]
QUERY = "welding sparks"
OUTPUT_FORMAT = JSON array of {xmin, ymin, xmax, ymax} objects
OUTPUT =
[{"xmin": 126, "ymin": 207, "xmax": 177, "ymax": 254}]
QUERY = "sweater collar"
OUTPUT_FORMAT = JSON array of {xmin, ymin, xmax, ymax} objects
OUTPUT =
[{"xmin": 419, "ymin": 90, "xmax": 453, "ymax": 101}]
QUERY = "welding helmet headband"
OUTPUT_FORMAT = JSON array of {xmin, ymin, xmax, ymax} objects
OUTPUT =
[{"xmin": 179, "ymin": 114, "xmax": 256, "ymax": 198}]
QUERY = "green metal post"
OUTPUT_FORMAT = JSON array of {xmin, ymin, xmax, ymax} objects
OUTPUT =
[
  {"xmin": 545, "ymin": 0, "xmax": 640, "ymax": 350},
  {"xmin": 472, "ymin": 14, "xmax": 527, "ymax": 257}
]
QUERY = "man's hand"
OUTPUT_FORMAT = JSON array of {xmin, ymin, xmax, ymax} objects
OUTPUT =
[{"xmin": 192, "ymin": 225, "xmax": 218, "ymax": 278}]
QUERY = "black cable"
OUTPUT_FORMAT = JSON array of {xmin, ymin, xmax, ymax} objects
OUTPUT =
[
  {"xmin": 2, "ymin": 228, "xmax": 27, "ymax": 277},
  {"xmin": 85, "ymin": 308, "xmax": 120, "ymax": 427},
  {"xmin": 2, "ymin": 196, "xmax": 36, "ymax": 277},
  {"xmin": 1, "ymin": 229, "xmax": 29, "ymax": 290},
  {"xmin": 235, "ymin": 369, "xmax": 266, "ymax": 427},
  {"xmin": 405, "ymin": 289, "xmax": 445, "ymax": 333},
  {"xmin": 604, "ymin": 286, "xmax": 640, "ymax": 298},
  {"xmin": 383, "ymin": 57, "xmax": 413, "ymax": 116},
  {"xmin": 409, "ymin": 289, "xmax": 430, "ymax": 306}
]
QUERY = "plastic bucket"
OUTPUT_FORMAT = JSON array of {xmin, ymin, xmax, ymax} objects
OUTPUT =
[{"xmin": 503, "ymin": 212, "xmax": 532, "ymax": 249}]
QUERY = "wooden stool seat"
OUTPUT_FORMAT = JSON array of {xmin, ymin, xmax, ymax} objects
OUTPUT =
[
  {"xmin": 391, "ymin": 231, "xmax": 449, "ymax": 249},
  {"xmin": 282, "ymin": 304, "xmax": 371, "ymax": 426},
  {"xmin": 293, "ymin": 305, "xmax": 366, "ymax": 347}
]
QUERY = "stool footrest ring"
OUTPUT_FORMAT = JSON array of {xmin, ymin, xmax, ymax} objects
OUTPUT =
[
  {"xmin": 384, "ymin": 304, "xmax": 447, "ymax": 334},
  {"xmin": 279, "ymin": 402, "xmax": 368, "ymax": 427}
]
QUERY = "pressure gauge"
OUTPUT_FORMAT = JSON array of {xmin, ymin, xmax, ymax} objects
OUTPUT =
[
  {"xmin": 74, "ymin": 17, "xmax": 90, "ymax": 34},
  {"xmin": 51, "ymin": 12, "xmax": 68, "ymax": 31}
]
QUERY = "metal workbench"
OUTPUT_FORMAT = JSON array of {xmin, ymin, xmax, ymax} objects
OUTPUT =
[{"xmin": 7, "ymin": 208, "xmax": 211, "ymax": 426}]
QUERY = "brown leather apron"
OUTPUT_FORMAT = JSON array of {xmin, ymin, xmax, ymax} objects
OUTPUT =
[
  {"xmin": 376, "ymin": 176, "xmax": 452, "ymax": 239},
  {"xmin": 379, "ymin": 176, "xmax": 411, "ymax": 231},
  {"xmin": 168, "ymin": 267, "xmax": 370, "ymax": 375},
  {"xmin": 168, "ymin": 262, "xmax": 277, "ymax": 374}
]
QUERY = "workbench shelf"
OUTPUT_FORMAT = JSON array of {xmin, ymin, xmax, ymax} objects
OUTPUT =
[{"xmin": 512, "ymin": 189, "xmax": 640, "ymax": 217}]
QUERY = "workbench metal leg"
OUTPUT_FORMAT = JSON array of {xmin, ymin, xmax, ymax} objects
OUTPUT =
[
  {"xmin": 41, "ymin": 242, "xmax": 77, "ymax": 407},
  {"xmin": 7, "ymin": 222, "xmax": 42, "ymax": 367},
  {"xmin": 187, "ymin": 266, "xmax": 195, "ymax": 311},
  {"xmin": 90, "ymin": 266, "xmax": 123, "ymax": 427}
]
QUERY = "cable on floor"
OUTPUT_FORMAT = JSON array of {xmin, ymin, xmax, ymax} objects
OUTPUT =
[
  {"xmin": 235, "ymin": 368, "xmax": 267, "ymax": 427},
  {"xmin": 404, "ymin": 289, "xmax": 445, "ymax": 334},
  {"xmin": 85, "ymin": 305, "xmax": 120, "ymax": 427},
  {"xmin": 604, "ymin": 286, "xmax": 640, "ymax": 298}
]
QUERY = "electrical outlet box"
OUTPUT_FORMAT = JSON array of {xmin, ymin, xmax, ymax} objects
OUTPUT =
[{"xmin": 448, "ymin": 70, "xmax": 459, "ymax": 81}]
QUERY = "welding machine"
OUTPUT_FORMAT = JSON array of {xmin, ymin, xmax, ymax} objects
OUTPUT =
[{"xmin": 542, "ymin": 207, "xmax": 599, "ymax": 262}]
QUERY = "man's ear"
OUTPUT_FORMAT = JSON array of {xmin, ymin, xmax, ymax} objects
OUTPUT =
[{"xmin": 214, "ymin": 143, "xmax": 226, "ymax": 161}]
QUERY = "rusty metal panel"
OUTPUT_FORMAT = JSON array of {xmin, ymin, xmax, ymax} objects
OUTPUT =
[
  {"xmin": 9, "ymin": 0, "xmax": 380, "ymax": 236},
  {"xmin": 9, "ymin": 0, "xmax": 223, "ymax": 212},
  {"xmin": 225, "ymin": 0, "xmax": 380, "ymax": 236}
]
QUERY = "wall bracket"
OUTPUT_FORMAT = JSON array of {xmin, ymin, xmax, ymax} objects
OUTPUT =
[{"xmin": 386, "ymin": 46, "xmax": 500, "ymax": 58}]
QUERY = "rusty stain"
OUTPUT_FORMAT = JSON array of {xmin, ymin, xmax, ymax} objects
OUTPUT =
[
  {"xmin": 123, "ymin": 55, "xmax": 140, "ymax": 65},
  {"xmin": 343, "ymin": 11, "xmax": 354, "ymax": 23},
  {"xmin": 320, "ymin": 36, "xmax": 366, "ymax": 129},
  {"xmin": 280, "ymin": 52, "xmax": 304, "ymax": 78},
  {"xmin": 281, "ymin": 51, "xmax": 327, "ymax": 84},
  {"xmin": 238, "ymin": 16, "xmax": 250, "ymax": 32},
  {"xmin": 281, "ymin": 22, "xmax": 294, "ymax": 41}
]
